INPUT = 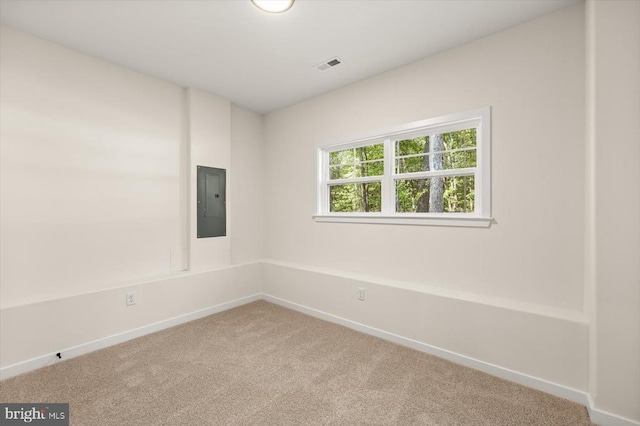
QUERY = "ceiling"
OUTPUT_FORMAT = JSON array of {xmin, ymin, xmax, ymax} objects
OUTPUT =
[{"xmin": 0, "ymin": 0, "xmax": 579, "ymax": 114}]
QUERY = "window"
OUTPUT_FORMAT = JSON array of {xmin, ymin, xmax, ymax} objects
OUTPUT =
[{"xmin": 314, "ymin": 108, "xmax": 491, "ymax": 227}]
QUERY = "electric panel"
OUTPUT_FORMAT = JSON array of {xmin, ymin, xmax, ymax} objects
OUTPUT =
[{"xmin": 197, "ymin": 166, "xmax": 226, "ymax": 238}]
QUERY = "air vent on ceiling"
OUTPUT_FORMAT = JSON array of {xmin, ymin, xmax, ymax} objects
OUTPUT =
[{"xmin": 314, "ymin": 57, "xmax": 342, "ymax": 71}]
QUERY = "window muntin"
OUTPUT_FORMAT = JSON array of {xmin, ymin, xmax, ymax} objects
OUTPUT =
[
  {"xmin": 316, "ymin": 108, "xmax": 491, "ymax": 226},
  {"xmin": 329, "ymin": 143, "xmax": 384, "ymax": 179},
  {"xmin": 395, "ymin": 129, "xmax": 477, "ymax": 174}
]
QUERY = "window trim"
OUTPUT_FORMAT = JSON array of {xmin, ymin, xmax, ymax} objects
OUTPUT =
[{"xmin": 314, "ymin": 107, "xmax": 492, "ymax": 227}]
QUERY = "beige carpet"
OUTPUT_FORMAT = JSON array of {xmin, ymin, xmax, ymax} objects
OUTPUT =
[{"xmin": 1, "ymin": 300, "xmax": 593, "ymax": 425}]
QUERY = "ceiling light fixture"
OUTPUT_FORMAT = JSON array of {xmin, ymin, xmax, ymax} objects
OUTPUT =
[{"xmin": 251, "ymin": 0, "xmax": 295, "ymax": 14}]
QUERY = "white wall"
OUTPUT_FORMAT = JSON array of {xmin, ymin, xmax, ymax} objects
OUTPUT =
[
  {"xmin": 586, "ymin": 0, "xmax": 640, "ymax": 422},
  {"xmin": 0, "ymin": 26, "xmax": 263, "ymax": 375},
  {"xmin": 2, "ymin": 4, "xmax": 639, "ymax": 424},
  {"xmin": 187, "ymin": 88, "xmax": 232, "ymax": 270},
  {"xmin": 262, "ymin": 262, "xmax": 588, "ymax": 392},
  {"xmin": 0, "ymin": 264, "xmax": 262, "ymax": 371},
  {"xmin": 230, "ymin": 106, "xmax": 264, "ymax": 264},
  {"xmin": 259, "ymin": 2, "xmax": 588, "ymax": 398},
  {"xmin": 263, "ymin": 5, "xmax": 585, "ymax": 312},
  {"xmin": 0, "ymin": 26, "xmax": 185, "ymax": 307}
]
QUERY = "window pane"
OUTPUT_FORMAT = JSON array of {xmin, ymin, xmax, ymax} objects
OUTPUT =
[
  {"xmin": 357, "ymin": 160, "xmax": 384, "ymax": 177},
  {"xmin": 329, "ymin": 160, "xmax": 384, "ymax": 179},
  {"xmin": 396, "ymin": 155, "xmax": 427, "ymax": 174},
  {"xmin": 396, "ymin": 176, "xmax": 475, "ymax": 213},
  {"xmin": 330, "ymin": 182, "xmax": 382, "ymax": 212},
  {"xmin": 329, "ymin": 143, "xmax": 384, "ymax": 178},
  {"xmin": 396, "ymin": 137, "xmax": 427, "ymax": 156},
  {"xmin": 356, "ymin": 144, "xmax": 384, "ymax": 161},
  {"xmin": 443, "ymin": 128, "xmax": 476, "ymax": 150},
  {"xmin": 330, "ymin": 164, "xmax": 354, "ymax": 180},
  {"xmin": 395, "ymin": 129, "xmax": 477, "ymax": 174},
  {"xmin": 330, "ymin": 143, "xmax": 383, "ymax": 166},
  {"xmin": 329, "ymin": 149, "xmax": 351, "ymax": 166},
  {"xmin": 441, "ymin": 149, "xmax": 476, "ymax": 169}
]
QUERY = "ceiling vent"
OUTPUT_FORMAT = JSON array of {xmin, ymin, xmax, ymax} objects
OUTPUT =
[{"xmin": 314, "ymin": 57, "xmax": 342, "ymax": 71}]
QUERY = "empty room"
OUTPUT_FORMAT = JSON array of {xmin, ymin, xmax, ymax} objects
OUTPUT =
[{"xmin": 0, "ymin": 0, "xmax": 638, "ymax": 425}]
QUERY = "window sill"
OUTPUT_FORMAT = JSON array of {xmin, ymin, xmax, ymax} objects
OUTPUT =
[{"xmin": 312, "ymin": 214, "xmax": 493, "ymax": 228}]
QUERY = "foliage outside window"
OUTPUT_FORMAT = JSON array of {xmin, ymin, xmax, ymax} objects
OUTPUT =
[{"xmin": 315, "ymin": 108, "xmax": 491, "ymax": 227}]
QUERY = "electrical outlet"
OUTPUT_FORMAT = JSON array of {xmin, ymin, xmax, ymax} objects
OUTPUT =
[
  {"xmin": 357, "ymin": 287, "xmax": 366, "ymax": 301},
  {"xmin": 126, "ymin": 291, "xmax": 137, "ymax": 306}
]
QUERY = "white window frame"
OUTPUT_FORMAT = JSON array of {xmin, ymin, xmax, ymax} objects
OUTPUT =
[{"xmin": 314, "ymin": 107, "xmax": 492, "ymax": 227}]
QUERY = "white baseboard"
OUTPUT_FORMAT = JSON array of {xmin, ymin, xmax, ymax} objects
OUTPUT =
[
  {"xmin": 0, "ymin": 293, "xmax": 261, "ymax": 380},
  {"xmin": 587, "ymin": 395, "xmax": 640, "ymax": 426},
  {"xmin": 2, "ymin": 287, "xmax": 637, "ymax": 426},
  {"xmin": 262, "ymin": 294, "xmax": 589, "ymax": 405},
  {"xmin": 263, "ymin": 293, "xmax": 640, "ymax": 426}
]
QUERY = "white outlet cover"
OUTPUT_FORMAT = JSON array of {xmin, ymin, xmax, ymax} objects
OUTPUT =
[{"xmin": 126, "ymin": 292, "xmax": 137, "ymax": 306}]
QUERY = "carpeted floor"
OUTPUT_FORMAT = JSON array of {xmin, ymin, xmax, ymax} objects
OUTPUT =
[{"xmin": 1, "ymin": 300, "xmax": 594, "ymax": 425}]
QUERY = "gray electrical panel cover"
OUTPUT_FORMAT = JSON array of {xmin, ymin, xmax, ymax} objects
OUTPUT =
[{"xmin": 197, "ymin": 166, "xmax": 226, "ymax": 238}]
